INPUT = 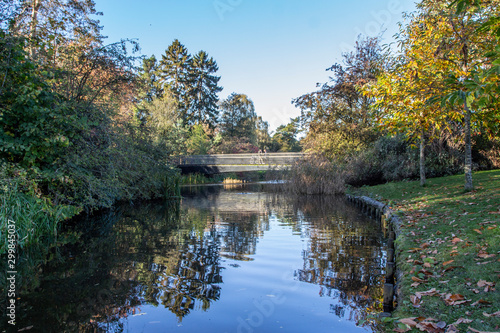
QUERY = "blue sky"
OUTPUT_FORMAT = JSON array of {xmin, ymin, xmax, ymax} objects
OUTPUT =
[{"xmin": 97, "ymin": 0, "xmax": 417, "ymax": 131}]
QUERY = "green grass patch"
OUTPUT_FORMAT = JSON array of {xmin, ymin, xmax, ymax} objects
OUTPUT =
[{"xmin": 360, "ymin": 170, "xmax": 500, "ymax": 332}]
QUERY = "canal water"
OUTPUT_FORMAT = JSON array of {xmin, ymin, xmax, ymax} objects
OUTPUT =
[{"xmin": 1, "ymin": 184, "xmax": 387, "ymax": 332}]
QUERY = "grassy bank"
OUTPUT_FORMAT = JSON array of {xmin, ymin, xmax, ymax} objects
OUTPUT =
[{"xmin": 357, "ymin": 170, "xmax": 500, "ymax": 332}]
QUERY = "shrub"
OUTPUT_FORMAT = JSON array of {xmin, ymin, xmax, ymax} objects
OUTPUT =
[{"xmin": 285, "ymin": 155, "xmax": 347, "ymax": 195}]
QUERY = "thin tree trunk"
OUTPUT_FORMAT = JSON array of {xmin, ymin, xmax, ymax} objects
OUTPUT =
[
  {"xmin": 464, "ymin": 102, "xmax": 473, "ymax": 191},
  {"xmin": 29, "ymin": 0, "xmax": 41, "ymax": 59},
  {"xmin": 420, "ymin": 127, "xmax": 426, "ymax": 187}
]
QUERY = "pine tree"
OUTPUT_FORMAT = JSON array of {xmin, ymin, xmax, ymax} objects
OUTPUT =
[
  {"xmin": 186, "ymin": 50, "xmax": 222, "ymax": 128},
  {"xmin": 158, "ymin": 39, "xmax": 192, "ymax": 120}
]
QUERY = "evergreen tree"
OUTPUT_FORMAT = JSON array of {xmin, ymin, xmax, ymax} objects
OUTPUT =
[
  {"xmin": 187, "ymin": 50, "xmax": 222, "ymax": 128},
  {"xmin": 136, "ymin": 55, "xmax": 163, "ymax": 122},
  {"xmin": 158, "ymin": 39, "xmax": 192, "ymax": 119},
  {"xmin": 139, "ymin": 55, "xmax": 163, "ymax": 103}
]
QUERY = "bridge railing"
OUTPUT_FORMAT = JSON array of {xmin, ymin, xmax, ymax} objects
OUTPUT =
[{"xmin": 175, "ymin": 152, "xmax": 306, "ymax": 166}]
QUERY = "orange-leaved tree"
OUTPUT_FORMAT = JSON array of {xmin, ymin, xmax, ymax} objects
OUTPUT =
[{"xmin": 363, "ymin": 12, "xmax": 453, "ymax": 186}]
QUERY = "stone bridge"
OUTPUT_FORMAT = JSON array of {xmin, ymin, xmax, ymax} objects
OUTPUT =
[{"xmin": 175, "ymin": 152, "xmax": 305, "ymax": 174}]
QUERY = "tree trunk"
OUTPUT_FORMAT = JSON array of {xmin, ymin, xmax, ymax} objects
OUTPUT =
[
  {"xmin": 29, "ymin": 0, "xmax": 41, "ymax": 59},
  {"xmin": 464, "ymin": 103, "xmax": 474, "ymax": 191},
  {"xmin": 420, "ymin": 128, "xmax": 426, "ymax": 187}
]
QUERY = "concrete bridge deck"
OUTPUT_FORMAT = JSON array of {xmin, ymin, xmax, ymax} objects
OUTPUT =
[{"xmin": 176, "ymin": 152, "xmax": 305, "ymax": 174}]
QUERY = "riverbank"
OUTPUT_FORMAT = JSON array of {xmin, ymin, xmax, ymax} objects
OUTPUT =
[
  {"xmin": 355, "ymin": 170, "xmax": 500, "ymax": 332},
  {"xmin": 0, "ymin": 182, "xmax": 80, "ymax": 254}
]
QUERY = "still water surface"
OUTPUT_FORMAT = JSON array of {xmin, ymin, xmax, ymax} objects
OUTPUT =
[{"xmin": 2, "ymin": 184, "xmax": 386, "ymax": 332}]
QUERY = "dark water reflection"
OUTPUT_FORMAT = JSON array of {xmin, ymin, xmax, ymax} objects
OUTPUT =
[{"xmin": 1, "ymin": 184, "xmax": 386, "ymax": 332}]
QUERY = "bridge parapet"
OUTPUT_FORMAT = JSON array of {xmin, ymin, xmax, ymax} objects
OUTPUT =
[{"xmin": 176, "ymin": 152, "xmax": 305, "ymax": 166}]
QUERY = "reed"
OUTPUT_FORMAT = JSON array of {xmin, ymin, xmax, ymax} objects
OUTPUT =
[
  {"xmin": 285, "ymin": 155, "xmax": 348, "ymax": 195},
  {"xmin": 222, "ymin": 178, "xmax": 245, "ymax": 184},
  {"xmin": 179, "ymin": 173, "xmax": 240, "ymax": 185},
  {"xmin": 164, "ymin": 172, "xmax": 181, "ymax": 198},
  {"xmin": 0, "ymin": 181, "xmax": 80, "ymax": 254},
  {"xmin": 179, "ymin": 173, "xmax": 212, "ymax": 185}
]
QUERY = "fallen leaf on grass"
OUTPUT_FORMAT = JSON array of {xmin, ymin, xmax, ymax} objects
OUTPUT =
[
  {"xmin": 416, "ymin": 288, "xmax": 439, "ymax": 298},
  {"xmin": 478, "ymin": 252, "xmax": 496, "ymax": 259},
  {"xmin": 419, "ymin": 269, "xmax": 434, "ymax": 276},
  {"xmin": 483, "ymin": 311, "xmax": 500, "ymax": 317},
  {"xmin": 451, "ymin": 237, "xmax": 463, "ymax": 244},
  {"xmin": 443, "ymin": 294, "xmax": 469, "ymax": 306},
  {"xmin": 443, "ymin": 266, "xmax": 461, "ymax": 273},
  {"xmin": 472, "ymin": 299, "xmax": 492, "ymax": 306},
  {"xmin": 468, "ymin": 327, "xmax": 500, "ymax": 333},
  {"xmin": 443, "ymin": 260, "xmax": 455, "ymax": 266},
  {"xmin": 416, "ymin": 321, "xmax": 446, "ymax": 333},
  {"xmin": 412, "ymin": 276, "xmax": 426, "ymax": 283},
  {"xmin": 473, "ymin": 229, "xmax": 483, "ymax": 234},
  {"xmin": 477, "ymin": 249, "xmax": 494, "ymax": 257},
  {"xmin": 444, "ymin": 325, "xmax": 459, "ymax": 333},
  {"xmin": 451, "ymin": 317, "xmax": 473, "ymax": 325},
  {"xmin": 398, "ymin": 318, "xmax": 418, "ymax": 327},
  {"xmin": 477, "ymin": 280, "xmax": 495, "ymax": 288}
]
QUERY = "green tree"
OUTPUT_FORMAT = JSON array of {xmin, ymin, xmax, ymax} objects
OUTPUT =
[
  {"xmin": 158, "ymin": 39, "xmax": 192, "ymax": 116},
  {"xmin": 363, "ymin": 13, "xmax": 452, "ymax": 186},
  {"xmin": 186, "ymin": 50, "xmax": 222, "ymax": 128},
  {"xmin": 1, "ymin": 0, "xmax": 181, "ymax": 209},
  {"xmin": 293, "ymin": 37, "xmax": 385, "ymax": 158},
  {"xmin": 272, "ymin": 117, "xmax": 302, "ymax": 152},
  {"xmin": 219, "ymin": 93, "xmax": 257, "ymax": 141},
  {"xmin": 138, "ymin": 55, "xmax": 163, "ymax": 102},
  {"xmin": 0, "ymin": 32, "xmax": 73, "ymax": 168},
  {"xmin": 416, "ymin": 0, "xmax": 499, "ymax": 191},
  {"xmin": 142, "ymin": 92, "xmax": 188, "ymax": 156},
  {"xmin": 256, "ymin": 116, "xmax": 272, "ymax": 150},
  {"xmin": 187, "ymin": 124, "xmax": 212, "ymax": 155},
  {"xmin": 8, "ymin": 0, "xmax": 102, "ymax": 63},
  {"xmin": 135, "ymin": 55, "xmax": 164, "ymax": 123}
]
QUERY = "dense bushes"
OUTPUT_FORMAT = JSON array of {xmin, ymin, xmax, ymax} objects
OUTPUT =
[
  {"xmin": 284, "ymin": 133, "xmax": 500, "ymax": 194},
  {"xmin": 0, "ymin": 4, "xmax": 182, "ymax": 254},
  {"xmin": 346, "ymin": 134, "xmax": 499, "ymax": 186}
]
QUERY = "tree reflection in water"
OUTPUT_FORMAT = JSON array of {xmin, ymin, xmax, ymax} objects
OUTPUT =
[
  {"xmin": 291, "ymin": 196, "xmax": 385, "ymax": 321},
  {"xmin": 1, "ymin": 184, "xmax": 385, "ymax": 332}
]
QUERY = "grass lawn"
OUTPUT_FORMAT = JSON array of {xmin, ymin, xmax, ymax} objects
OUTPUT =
[{"xmin": 360, "ymin": 169, "xmax": 500, "ymax": 333}]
